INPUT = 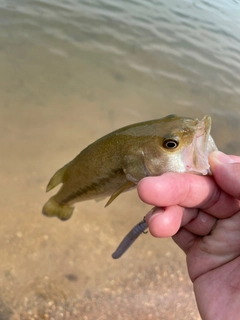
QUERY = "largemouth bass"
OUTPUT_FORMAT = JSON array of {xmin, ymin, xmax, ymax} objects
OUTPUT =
[{"xmin": 42, "ymin": 115, "xmax": 217, "ymax": 221}]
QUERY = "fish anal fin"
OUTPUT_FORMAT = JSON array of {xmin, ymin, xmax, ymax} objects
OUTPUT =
[
  {"xmin": 46, "ymin": 164, "xmax": 68, "ymax": 192},
  {"xmin": 95, "ymin": 197, "xmax": 107, "ymax": 203},
  {"xmin": 105, "ymin": 180, "xmax": 135, "ymax": 207}
]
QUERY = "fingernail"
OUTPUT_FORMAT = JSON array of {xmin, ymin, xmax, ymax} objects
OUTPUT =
[
  {"xmin": 145, "ymin": 207, "xmax": 164, "ymax": 224},
  {"xmin": 210, "ymin": 151, "xmax": 235, "ymax": 164},
  {"xmin": 145, "ymin": 208, "xmax": 156, "ymax": 222},
  {"xmin": 148, "ymin": 208, "xmax": 156, "ymax": 216},
  {"xmin": 145, "ymin": 207, "xmax": 158, "ymax": 223}
]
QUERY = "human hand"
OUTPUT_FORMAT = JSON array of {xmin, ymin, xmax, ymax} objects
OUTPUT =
[{"xmin": 137, "ymin": 151, "xmax": 240, "ymax": 320}]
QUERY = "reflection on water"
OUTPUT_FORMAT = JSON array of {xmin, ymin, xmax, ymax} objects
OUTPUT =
[
  {"xmin": 0, "ymin": 0, "xmax": 240, "ymax": 319},
  {"xmin": 1, "ymin": 0, "xmax": 240, "ymax": 118}
]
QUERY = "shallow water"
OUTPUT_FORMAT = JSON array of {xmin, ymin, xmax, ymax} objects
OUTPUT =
[{"xmin": 1, "ymin": 0, "xmax": 240, "ymax": 319}]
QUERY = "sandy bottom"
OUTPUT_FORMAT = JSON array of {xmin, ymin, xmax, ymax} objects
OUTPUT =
[
  {"xmin": 1, "ymin": 40, "xmax": 239, "ymax": 319},
  {"xmin": 0, "ymin": 96, "xmax": 206, "ymax": 320},
  {"xmin": 1, "ymin": 1, "xmax": 240, "ymax": 317}
]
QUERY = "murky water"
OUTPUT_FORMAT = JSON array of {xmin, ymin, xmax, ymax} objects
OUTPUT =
[{"xmin": 1, "ymin": 0, "xmax": 240, "ymax": 319}]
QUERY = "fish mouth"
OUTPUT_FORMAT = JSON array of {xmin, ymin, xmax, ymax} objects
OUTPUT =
[{"xmin": 183, "ymin": 116, "xmax": 217, "ymax": 175}]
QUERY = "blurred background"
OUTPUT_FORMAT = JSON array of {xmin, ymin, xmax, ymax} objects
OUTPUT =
[{"xmin": 0, "ymin": 0, "xmax": 240, "ymax": 319}]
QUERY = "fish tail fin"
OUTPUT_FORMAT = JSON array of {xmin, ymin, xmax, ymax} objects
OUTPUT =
[
  {"xmin": 46, "ymin": 164, "xmax": 69, "ymax": 192},
  {"xmin": 42, "ymin": 196, "xmax": 74, "ymax": 221}
]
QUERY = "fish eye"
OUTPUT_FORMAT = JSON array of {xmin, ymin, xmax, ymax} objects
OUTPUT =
[{"xmin": 163, "ymin": 139, "xmax": 179, "ymax": 149}]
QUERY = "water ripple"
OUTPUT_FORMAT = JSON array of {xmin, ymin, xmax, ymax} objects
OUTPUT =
[{"xmin": 0, "ymin": 0, "xmax": 240, "ymax": 111}]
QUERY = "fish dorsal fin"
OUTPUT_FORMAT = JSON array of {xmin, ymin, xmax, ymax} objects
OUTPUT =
[
  {"xmin": 105, "ymin": 180, "xmax": 135, "ymax": 207},
  {"xmin": 46, "ymin": 164, "xmax": 69, "ymax": 192}
]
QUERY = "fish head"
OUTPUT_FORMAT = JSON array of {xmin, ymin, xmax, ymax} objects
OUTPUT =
[
  {"xmin": 145, "ymin": 115, "xmax": 218, "ymax": 176},
  {"xmin": 178, "ymin": 115, "xmax": 217, "ymax": 175}
]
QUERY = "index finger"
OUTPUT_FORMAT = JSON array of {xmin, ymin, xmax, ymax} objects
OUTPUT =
[{"xmin": 137, "ymin": 173, "xmax": 240, "ymax": 218}]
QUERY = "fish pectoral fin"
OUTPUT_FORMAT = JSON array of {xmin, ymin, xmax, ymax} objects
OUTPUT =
[
  {"xmin": 46, "ymin": 164, "xmax": 68, "ymax": 192},
  {"xmin": 105, "ymin": 180, "xmax": 135, "ymax": 207}
]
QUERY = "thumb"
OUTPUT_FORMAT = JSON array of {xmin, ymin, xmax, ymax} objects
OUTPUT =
[{"xmin": 209, "ymin": 151, "xmax": 240, "ymax": 200}]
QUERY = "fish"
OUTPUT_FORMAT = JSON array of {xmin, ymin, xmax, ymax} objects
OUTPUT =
[{"xmin": 42, "ymin": 114, "xmax": 217, "ymax": 222}]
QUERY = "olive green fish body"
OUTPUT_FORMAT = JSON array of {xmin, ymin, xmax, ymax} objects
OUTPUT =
[{"xmin": 42, "ymin": 115, "xmax": 217, "ymax": 220}]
